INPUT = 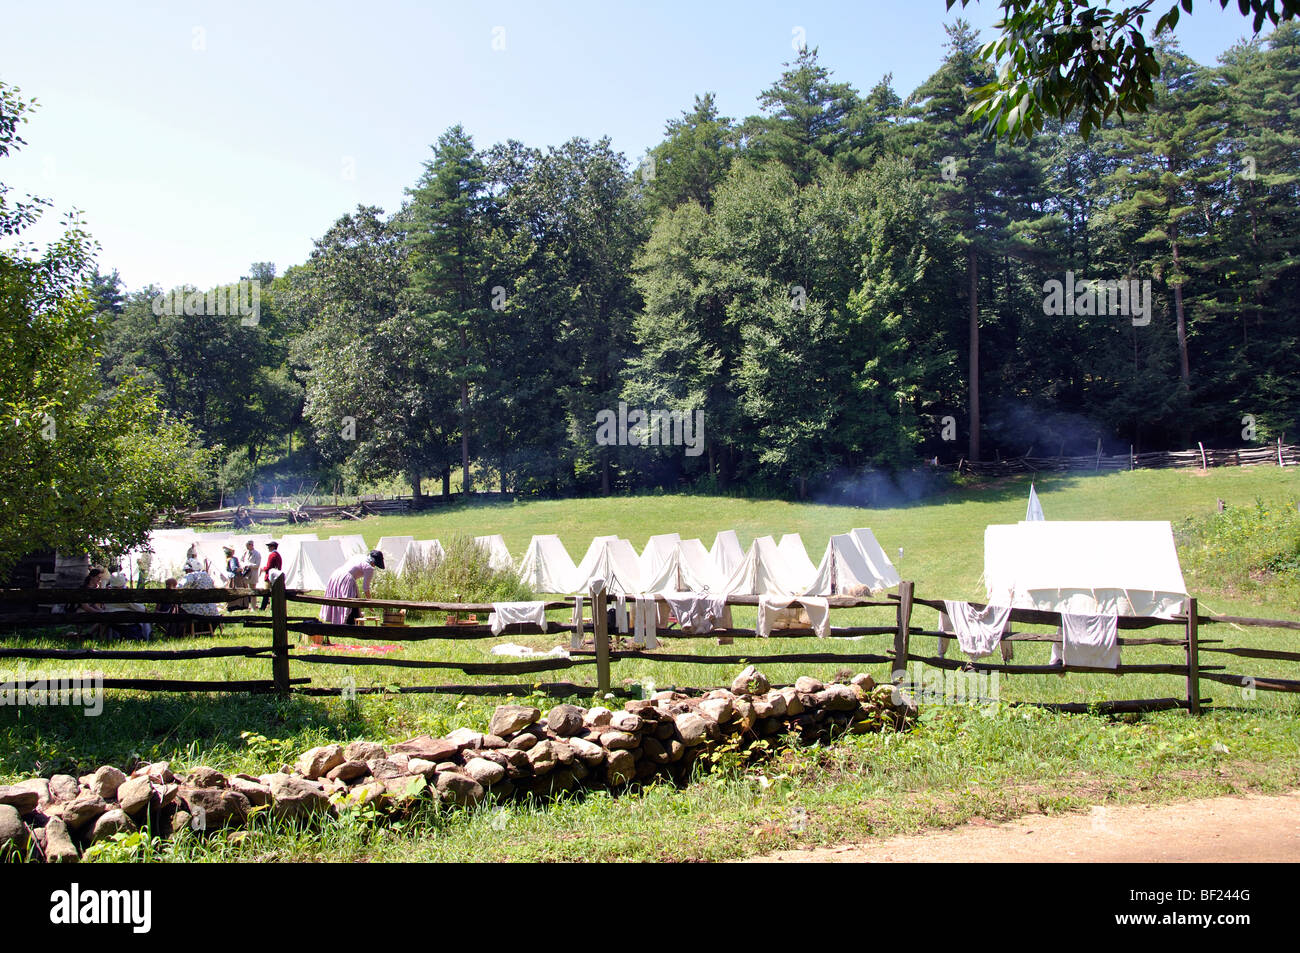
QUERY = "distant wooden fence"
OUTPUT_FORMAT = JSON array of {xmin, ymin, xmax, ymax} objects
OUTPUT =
[
  {"xmin": 174, "ymin": 492, "xmax": 516, "ymax": 527},
  {"xmin": 958, "ymin": 440, "xmax": 1298, "ymax": 477},
  {"xmin": 1, "ymin": 580, "xmax": 1297, "ymax": 713}
]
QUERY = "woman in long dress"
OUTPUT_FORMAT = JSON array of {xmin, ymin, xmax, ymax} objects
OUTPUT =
[{"xmin": 319, "ymin": 550, "xmax": 386, "ymax": 627}]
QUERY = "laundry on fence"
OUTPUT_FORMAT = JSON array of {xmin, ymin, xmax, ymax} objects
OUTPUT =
[
  {"xmin": 660, "ymin": 591, "xmax": 729, "ymax": 636},
  {"xmin": 1050, "ymin": 612, "xmax": 1121, "ymax": 669},
  {"xmin": 488, "ymin": 601, "xmax": 549, "ymax": 636},
  {"xmin": 941, "ymin": 600, "xmax": 1011, "ymax": 660},
  {"xmin": 757, "ymin": 595, "xmax": 831, "ymax": 638}
]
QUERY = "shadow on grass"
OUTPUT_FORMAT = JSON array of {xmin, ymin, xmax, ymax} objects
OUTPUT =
[{"xmin": 0, "ymin": 692, "xmax": 359, "ymax": 779}]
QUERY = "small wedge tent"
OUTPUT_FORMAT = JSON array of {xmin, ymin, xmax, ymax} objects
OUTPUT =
[
  {"xmin": 711, "ymin": 530, "xmax": 744, "ymax": 579},
  {"xmin": 642, "ymin": 538, "xmax": 725, "ymax": 593},
  {"xmin": 474, "ymin": 534, "xmax": 514, "ymax": 571},
  {"xmin": 806, "ymin": 531, "xmax": 899, "ymax": 595},
  {"xmin": 330, "ymin": 535, "xmax": 370, "ymax": 560},
  {"xmin": 376, "ymin": 536, "xmax": 414, "ymax": 573},
  {"xmin": 571, "ymin": 536, "xmax": 643, "ymax": 595},
  {"xmin": 984, "ymin": 520, "xmax": 1189, "ymax": 618},
  {"xmin": 777, "ymin": 534, "xmax": 819, "ymax": 593},
  {"xmin": 282, "ymin": 539, "xmax": 347, "ymax": 591},
  {"xmin": 638, "ymin": 533, "xmax": 682, "ymax": 584},
  {"xmin": 848, "ymin": 528, "xmax": 901, "ymax": 590},
  {"xmin": 720, "ymin": 536, "xmax": 804, "ymax": 596},
  {"xmin": 1026, "ymin": 483, "xmax": 1045, "ymax": 521},
  {"xmin": 518, "ymin": 535, "xmax": 579, "ymax": 593}
]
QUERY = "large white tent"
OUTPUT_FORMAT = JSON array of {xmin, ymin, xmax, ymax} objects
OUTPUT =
[
  {"xmin": 474, "ymin": 534, "xmax": 514, "ymax": 571},
  {"xmin": 642, "ymin": 537, "xmax": 725, "ymax": 593},
  {"xmin": 848, "ymin": 528, "xmax": 901, "ymax": 590},
  {"xmin": 638, "ymin": 533, "xmax": 682, "ymax": 584},
  {"xmin": 518, "ymin": 535, "xmax": 579, "ymax": 593},
  {"xmin": 984, "ymin": 520, "xmax": 1189, "ymax": 618},
  {"xmin": 720, "ymin": 535, "xmax": 805, "ymax": 596},
  {"xmin": 282, "ymin": 539, "xmax": 348, "ymax": 591}
]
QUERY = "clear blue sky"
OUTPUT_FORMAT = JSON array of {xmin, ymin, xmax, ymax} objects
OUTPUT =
[{"xmin": 0, "ymin": 0, "xmax": 1266, "ymax": 291}]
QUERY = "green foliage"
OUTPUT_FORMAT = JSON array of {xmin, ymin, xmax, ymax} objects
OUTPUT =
[
  {"xmin": 371, "ymin": 533, "xmax": 535, "ymax": 605},
  {"xmin": 1178, "ymin": 497, "xmax": 1300, "ymax": 596}
]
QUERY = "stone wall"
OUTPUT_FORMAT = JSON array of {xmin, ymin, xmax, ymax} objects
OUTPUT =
[{"xmin": 0, "ymin": 668, "xmax": 913, "ymax": 862}]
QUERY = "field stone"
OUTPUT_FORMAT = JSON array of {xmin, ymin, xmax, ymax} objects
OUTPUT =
[
  {"xmin": 653, "ymin": 721, "xmax": 675, "ymax": 740},
  {"xmin": 500, "ymin": 749, "xmax": 532, "ymax": 779},
  {"xmin": 605, "ymin": 750, "xmax": 636, "ymax": 786},
  {"xmin": 367, "ymin": 758, "xmax": 409, "ymax": 781},
  {"xmin": 169, "ymin": 810, "xmax": 193, "ymax": 836},
  {"xmin": 145, "ymin": 762, "xmax": 175, "ymax": 784},
  {"xmin": 547, "ymin": 704, "xmax": 585, "ymax": 736},
  {"xmin": 779, "ymin": 689, "xmax": 805, "ymax": 716},
  {"xmin": 296, "ymin": 744, "xmax": 345, "ymax": 780},
  {"xmin": 344, "ymin": 741, "xmax": 386, "ymax": 763},
  {"xmin": 90, "ymin": 809, "xmax": 135, "ymax": 843},
  {"xmin": 11, "ymin": 778, "xmax": 51, "ymax": 810},
  {"xmin": 435, "ymin": 771, "xmax": 484, "ymax": 808},
  {"xmin": 115, "ymin": 775, "xmax": 154, "ymax": 816},
  {"xmin": 752, "ymin": 692, "xmax": 787, "ymax": 719},
  {"xmin": 698, "ymin": 696, "xmax": 735, "ymax": 724},
  {"xmin": 268, "ymin": 775, "xmax": 330, "ymax": 820},
  {"xmin": 599, "ymin": 730, "xmax": 638, "ymax": 751},
  {"xmin": 731, "ymin": 665, "xmax": 770, "ymax": 695},
  {"xmin": 583, "ymin": 706, "xmax": 613, "ymax": 727},
  {"xmin": 55, "ymin": 793, "xmax": 108, "ymax": 832},
  {"xmin": 463, "ymin": 758, "xmax": 506, "ymax": 787},
  {"xmin": 444, "ymin": 728, "xmax": 487, "ymax": 751},
  {"xmin": 526, "ymin": 741, "xmax": 557, "ymax": 775},
  {"xmin": 851, "ymin": 673, "xmax": 876, "ymax": 694},
  {"xmin": 48, "ymin": 775, "xmax": 81, "ymax": 803},
  {"xmin": 182, "ymin": 787, "xmax": 249, "ymax": 829},
  {"xmin": 325, "ymin": 760, "xmax": 370, "ymax": 783},
  {"xmin": 814, "ymin": 684, "xmax": 860, "ymax": 711},
  {"xmin": 43, "ymin": 816, "xmax": 78, "ymax": 863},
  {"xmin": 641, "ymin": 736, "xmax": 668, "ymax": 764},
  {"xmin": 673, "ymin": 712, "xmax": 714, "ymax": 747},
  {"xmin": 0, "ymin": 804, "xmax": 26, "ymax": 854},
  {"xmin": 733, "ymin": 697, "xmax": 756, "ymax": 731},
  {"xmin": 794, "ymin": 676, "xmax": 824, "ymax": 694},
  {"xmin": 228, "ymin": 776, "xmax": 272, "ymax": 807},
  {"xmin": 567, "ymin": 737, "xmax": 605, "ymax": 767},
  {"xmin": 185, "ymin": 766, "xmax": 226, "ymax": 789},
  {"xmin": 0, "ymin": 784, "xmax": 41, "ymax": 815},
  {"xmin": 665, "ymin": 739, "xmax": 685, "ymax": 763},
  {"xmin": 550, "ymin": 740, "xmax": 576, "ymax": 766},
  {"xmin": 609, "ymin": 711, "xmax": 642, "ymax": 733},
  {"xmin": 506, "ymin": 732, "xmax": 537, "ymax": 751},
  {"xmin": 406, "ymin": 759, "xmax": 438, "ymax": 780},
  {"xmin": 489, "ymin": 705, "xmax": 540, "ymax": 737},
  {"xmin": 481, "ymin": 734, "xmax": 507, "ymax": 749},
  {"xmin": 87, "ymin": 766, "xmax": 127, "ymax": 802}
]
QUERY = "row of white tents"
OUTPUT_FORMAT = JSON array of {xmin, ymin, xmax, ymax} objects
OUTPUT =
[{"xmin": 517, "ymin": 528, "xmax": 902, "ymax": 598}]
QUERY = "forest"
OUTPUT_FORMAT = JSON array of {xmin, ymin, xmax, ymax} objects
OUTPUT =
[{"xmin": 87, "ymin": 22, "xmax": 1300, "ymax": 502}]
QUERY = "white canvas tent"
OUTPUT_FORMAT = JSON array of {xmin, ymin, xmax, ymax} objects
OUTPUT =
[
  {"xmin": 984, "ymin": 520, "xmax": 1188, "ymax": 618},
  {"xmin": 133, "ymin": 530, "xmax": 200, "ymax": 582},
  {"xmin": 777, "ymin": 534, "xmax": 819, "ymax": 592},
  {"xmin": 571, "ymin": 536, "xmax": 643, "ymax": 595},
  {"xmin": 282, "ymin": 539, "xmax": 347, "ymax": 591},
  {"xmin": 806, "ymin": 531, "xmax": 899, "ymax": 595},
  {"xmin": 720, "ymin": 535, "xmax": 805, "ymax": 596},
  {"xmin": 518, "ymin": 535, "xmax": 579, "ymax": 593},
  {"xmin": 474, "ymin": 534, "xmax": 514, "ymax": 571},
  {"xmin": 848, "ymin": 528, "xmax": 901, "ymax": 590},
  {"xmin": 638, "ymin": 533, "xmax": 681, "ymax": 584},
  {"xmin": 330, "ymin": 534, "xmax": 370, "ymax": 560},
  {"xmin": 376, "ymin": 536, "xmax": 414, "ymax": 573},
  {"xmin": 642, "ymin": 538, "xmax": 725, "ymax": 593},
  {"xmin": 711, "ymin": 530, "xmax": 744, "ymax": 579}
]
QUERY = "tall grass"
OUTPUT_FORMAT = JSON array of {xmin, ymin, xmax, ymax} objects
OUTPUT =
[
  {"xmin": 371, "ymin": 534, "xmax": 534, "ymax": 605},
  {"xmin": 1177, "ymin": 497, "xmax": 1300, "ymax": 600}
]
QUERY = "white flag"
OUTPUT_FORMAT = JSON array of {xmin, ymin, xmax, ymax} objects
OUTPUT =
[{"xmin": 1026, "ymin": 483, "xmax": 1045, "ymax": 521}]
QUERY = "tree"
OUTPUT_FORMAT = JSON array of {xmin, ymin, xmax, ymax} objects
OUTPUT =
[
  {"xmin": 945, "ymin": 0, "xmax": 1300, "ymax": 139},
  {"xmin": 0, "ymin": 83, "xmax": 210, "ymax": 575},
  {"xmin": 640, "ymin": 93, "xmax": 736, "ymax": 215}
]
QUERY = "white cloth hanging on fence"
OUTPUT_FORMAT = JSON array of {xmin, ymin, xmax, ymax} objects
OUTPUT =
[
  {"xmin": 757, "ymin": 595, "xmax": 831, "ymax": 638},
  {"xmin": 660, "ymin": 591, "xmax": 728, "ymax": 635},
  {"xmin": 570, "ymin": 595, "xmax": 585, "ymax": 650},
  {"xmin": 942, "ymin": 600, "xmax": 1011, "ymax": 660},
  {"xmin": 632, "ymin": 595, "xmax": 659, "ymax": 648},
  {"xmin": 1050, "ymin": 612, "xmax": 1120, "ymax": 669},
  {"xmin": 489, "ymin": 601, "xmax": 548, "ymax": 636},
  {"xmin": 615, "ymin": 594, "xmax": 629, "ymax": 633}
]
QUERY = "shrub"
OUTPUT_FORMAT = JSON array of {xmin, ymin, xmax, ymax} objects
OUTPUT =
[
  {"xmin": 371, "ymin": 534, "xmax": 534, "ymax": 606},
  {"xmin": 1176, "ymin": 497, "xmax": 1300, "ymax": 596}
]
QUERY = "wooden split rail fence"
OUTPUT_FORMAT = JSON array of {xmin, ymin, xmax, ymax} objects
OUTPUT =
[{"xmin": 1, "ymin": 580, "xmax": 1297, "ymax": 713}]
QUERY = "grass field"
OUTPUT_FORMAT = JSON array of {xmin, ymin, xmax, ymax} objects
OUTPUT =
[{"xmin": 2, "ymin": 465, "xmax": 1298, "ymax": 862}]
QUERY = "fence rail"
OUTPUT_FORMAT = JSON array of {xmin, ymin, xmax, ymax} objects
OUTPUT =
[{"xmin": 1, "ymin": 578, "xmax": 1297, "ymax": 714}]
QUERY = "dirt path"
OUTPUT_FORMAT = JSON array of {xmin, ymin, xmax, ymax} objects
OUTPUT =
[{"xmin": 747, "ymin": 790, "xmax": 1300, "ymax": 863}]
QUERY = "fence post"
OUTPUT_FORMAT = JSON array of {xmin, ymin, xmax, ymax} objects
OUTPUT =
[
  {"xmin": 271, "ymin": 575, "xmax": 290, "ymax": 695},
  {"xmin": 893, "ymin": 580, "xmax": 914, "ymax": 682},
  {"xmin": 593, "ymin": 585, "xmax": 610, "ymax": 697},
  {"xmin": 1185, "ymin": 597, "xmax": 1201, "ymax": 716}
]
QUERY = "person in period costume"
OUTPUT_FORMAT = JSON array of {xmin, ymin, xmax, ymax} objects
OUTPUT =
[{"xmin": 318, "ymin": 550, "xmax": 386, "ymax": 636}]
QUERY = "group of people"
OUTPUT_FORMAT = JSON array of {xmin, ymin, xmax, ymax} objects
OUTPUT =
[{"xmin": 76, "ymin": 538, "xmax": 390, "ymax": 642}]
